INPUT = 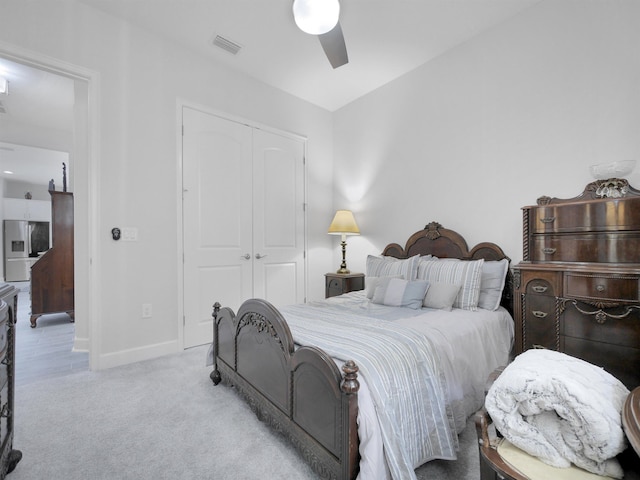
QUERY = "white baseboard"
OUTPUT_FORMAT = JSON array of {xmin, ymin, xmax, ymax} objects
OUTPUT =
[
  {"xmin": 96, "ymin": 340, "xmax": 181, "ymax": 370},
  {"xmin": 72, "ymin": 336, "xmax": 90, "ymax": 352}
]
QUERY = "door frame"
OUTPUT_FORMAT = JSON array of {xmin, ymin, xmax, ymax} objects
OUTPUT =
[
  {"xmin": 176, "ymin": 100, "xmax": 308, "ymax": 349},
  {"xmin": 0, "ymin": 41, "xmax": 100, "ymax": 369}
]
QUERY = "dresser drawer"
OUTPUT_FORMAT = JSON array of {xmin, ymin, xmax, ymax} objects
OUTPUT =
[
  {"xmin": 563, "ymin": 336, "xmax": 640, "ymax": 389},
  {"xmin": 326, "ymin": 278, "xmax": 345, "ymax": 298},
  {"xmin": 530, "ymin": 198, "xmax": 640, "ymax": 234},
  {"xmin": 325, "ymin": 273, "xmax": 364, "ymax": 298},
  {"xmin": 530, "ymin": 232, "xmax": 640, "ymax": 263},
  {"xmin": 564, "ymin": 272, "xmax": 640, "ymax": 303},
  {"xmin": 518, "ymin": 269, "xmax": 561, "ymax": 296},
  {"xmin": 522, "ymin": 295, "xmax": 558, "ymax": 350},
  {"xmin": 525, "ymin": 278, "xmax": 556, "ymax": 296},
  {"xmin": 562, "ymin": 301, "xmax": 640, "ymax": 348}
]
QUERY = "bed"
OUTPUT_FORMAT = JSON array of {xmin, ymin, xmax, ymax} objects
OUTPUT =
[{"xmin": 210, "ymin": 221, "xmax": 515, "ymax": 480}]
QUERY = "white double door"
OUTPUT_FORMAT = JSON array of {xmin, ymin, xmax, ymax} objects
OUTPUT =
[{"xmin": 182, "ymin": 107, "xmax": 306, "ymax": 347}]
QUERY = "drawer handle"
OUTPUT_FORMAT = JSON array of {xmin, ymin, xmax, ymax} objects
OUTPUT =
[
  {"xmin": 532, "ymin": 310, "xmax": 548, "ymax": 318},
  {"xmin": 532, "ymin": 285, "xmax": 548, "ymax": 293},
  {"xmin": 540, "ymin": 217, "xmax": 555, "ymax": 224},
  {"xmin": 595, "ymin": 285, "xmax": 605, "ymax": 292},
  {"xmin": 542, "ymin": 248, "xmax": 556, "ymax": 255}
]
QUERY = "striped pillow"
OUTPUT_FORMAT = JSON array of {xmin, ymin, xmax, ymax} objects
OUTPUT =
[
  {"xmin": 417, "ymin": 258, "xmax": 484, "ymax": 311},
  {"xmin": 366, "ymin": 254, "xmax": 419, "ymax": 281},
  {"xmin": 371, "ymin": 278, "xmax": 429, "ymax": 309}
]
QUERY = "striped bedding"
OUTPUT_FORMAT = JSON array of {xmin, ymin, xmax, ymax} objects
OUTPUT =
[{"xmin": 280, "ymin": 291, "xmax": 514, "ymax": 480}]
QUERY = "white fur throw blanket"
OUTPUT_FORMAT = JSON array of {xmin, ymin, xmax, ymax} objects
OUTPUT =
[{"xmin": 485, "ymin": 350, "xmax": 630, "ymax": 478}]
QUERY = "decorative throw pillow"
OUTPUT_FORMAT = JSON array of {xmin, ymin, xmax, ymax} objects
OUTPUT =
[
  {"xmin": 366, "ymin": 254, "xmax": 419, "ymax": 281},
  {"xmin": 371, "ymin": 277, "xmax": 429, "ymax": 309},
  {"xmin": 417, "ymin": 257, "xmax": 484, "ymax": 311},
  {"xmin": 422, "ymin": 282, "xmax": 461, "ymax": 311},
  {"xmin": 365, "ymin": 275, "xmax": 402, "ymax": 299},
  {"xmin": 478, "ymin": 259, "xmax": 509, "ymax": 311}
]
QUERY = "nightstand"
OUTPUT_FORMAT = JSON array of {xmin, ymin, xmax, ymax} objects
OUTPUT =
[{"xmin": 325, "ymin": 273, "xmax": 365, "ymax": 298}]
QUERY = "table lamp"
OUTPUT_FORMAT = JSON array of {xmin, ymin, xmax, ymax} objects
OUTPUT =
[{"xmin": 328, "ymin": 210, "xmax": 360, "ymax": 274}]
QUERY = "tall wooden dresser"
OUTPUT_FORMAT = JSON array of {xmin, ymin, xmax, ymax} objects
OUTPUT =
[
  {"xmin": 30, "ymin": 191, "xmax": 74, "ymax": 328},
  {"xmin": 513, "ymin": 178, "xmax": 640, "ymax": 389}
]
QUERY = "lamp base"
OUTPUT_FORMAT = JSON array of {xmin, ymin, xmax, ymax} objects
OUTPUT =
[{"xmin": 336, "ymin": 267, "xmax": 351, "ymax": 274}]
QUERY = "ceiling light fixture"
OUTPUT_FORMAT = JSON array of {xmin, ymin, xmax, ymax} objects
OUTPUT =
[
  {"xmin": 0, "ymin": 77, "xmax": 8, "ymax": 95},
  {"xmin": 293, "ymin": 0, "xmax": 340, "ymax": 35}
]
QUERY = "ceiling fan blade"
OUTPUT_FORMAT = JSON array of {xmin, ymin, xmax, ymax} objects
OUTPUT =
[{"xmin": 318, "ymin": 22, "xmax": 348, "ymax": 69}]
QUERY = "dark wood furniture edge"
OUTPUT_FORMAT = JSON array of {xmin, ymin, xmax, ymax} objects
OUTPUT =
[
  {"xmin": 0, "ymin": 286, "xmax": 21, "ymax": 478},
  {"xmin": 475, "ymin": 408, "xmax": 529, "ymax": 480},
  {"xmin": 534, "ymin": 178, "xmax": 640, "ymax": 206},
  {"xmin": 211, "ymin": 222, "xmax": 514, "ymax": 480},
  {"xmin": 624, "ymin": 387, "xmax": 640, "ymax": 458},
  {"xmin": 30, "ymin": 191, "xmax": 74, "ymax": 328}
]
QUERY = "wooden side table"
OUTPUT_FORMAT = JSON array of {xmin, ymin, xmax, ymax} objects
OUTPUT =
[{"xmin": 325, "ymin": 273, "xmax": 364, "ymax": 298}]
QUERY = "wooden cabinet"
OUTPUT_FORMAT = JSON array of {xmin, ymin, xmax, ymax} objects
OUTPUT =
[
  {"xmin": 325, "ymin": 273, "xmax": 364, "ymax": 298},
  {"xmin": 0, "ymin": 284, "xmax": 21, "ymax": 478},
  {"xmin": 514, "ymin": 179, "xmax": 640, "ymax": 388},
  {"xmin": 30, "ymin": 191, "xmax": 74, "ymax": 327}
]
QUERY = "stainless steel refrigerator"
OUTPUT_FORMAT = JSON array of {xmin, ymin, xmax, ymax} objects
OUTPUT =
[{"xmin": 3, "ymin": 220, "xmax": 50, "ymax": 282}]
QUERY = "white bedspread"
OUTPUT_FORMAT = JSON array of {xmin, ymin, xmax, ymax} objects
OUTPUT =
[
  {"xmin": 287, "ymin": 292, "xmax": 514, "ymax": 480},
  {"xmin": 485, "ymin": 349, "xmax": 630, "ymax": 478}
]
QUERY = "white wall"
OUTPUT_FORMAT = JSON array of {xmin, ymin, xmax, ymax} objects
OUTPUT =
[
  {"xmin": 3, "ymin": 0, "xmax": 638, "ymax": 368},
  {"xmin": 0, "ymin": 0, "xmax": 335, "ymax": 368},
  {"xmin": 334, "ymin": 0, "xmax": 640, "ymax": 272}
]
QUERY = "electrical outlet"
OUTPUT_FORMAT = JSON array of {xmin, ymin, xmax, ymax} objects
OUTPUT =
[{"xmin": 142, "ymin": 303, "xmax": 152, "ymax": 318}]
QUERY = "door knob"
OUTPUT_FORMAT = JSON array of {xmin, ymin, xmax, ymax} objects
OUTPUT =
[
  {"xmin": 255, "ymin": 253, "xmax": 267, "ymax": 259},
  {"xmin": 242, "ymin": 253, "xmax": 250, "ymax": 260}
]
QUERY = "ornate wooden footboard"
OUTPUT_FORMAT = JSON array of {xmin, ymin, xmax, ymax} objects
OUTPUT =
[
  {"xmin": 210, "ymin": 298, "xmax": 360, "ymax": 480},
  {"xmin": 210, "ymin": 221, "xmax": 513, "ymax": 479}
]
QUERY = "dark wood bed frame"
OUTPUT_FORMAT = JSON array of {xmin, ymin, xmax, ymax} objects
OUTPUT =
[{"xmin": 210, "ymin": 221, "xmax": 513, "ymax": 480}]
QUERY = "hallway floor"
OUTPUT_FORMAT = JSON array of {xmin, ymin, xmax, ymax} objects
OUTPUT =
[{"xmin": 10, "ymin": 282, "xmax": 89, "ymax": 386}]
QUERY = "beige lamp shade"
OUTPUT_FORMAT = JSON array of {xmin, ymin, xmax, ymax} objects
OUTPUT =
[{"xmin": 328, "ymin": 210, "xmax": 360, "ymax": 236}]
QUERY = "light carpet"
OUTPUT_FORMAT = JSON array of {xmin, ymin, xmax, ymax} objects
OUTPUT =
[{"xmin": 9, "ymin": 345, "xmax": 480, "ymax": 479}]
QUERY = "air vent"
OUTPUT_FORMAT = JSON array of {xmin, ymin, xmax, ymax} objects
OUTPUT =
[{"xmin": 213, "ymin": 35, "xmax": 242, "ymax": 55}]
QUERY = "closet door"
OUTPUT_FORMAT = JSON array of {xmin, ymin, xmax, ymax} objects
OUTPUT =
[
  {"xmin": 182, "ymin": 107, "xmax": 306, "ymax": 348},
  {"xmin": 252, "ymin": 129, "xmax": 306, "ymax": 307},
  {"xmin": 182, "ymin": 108, "xmax": 253, "ymax": 348}
]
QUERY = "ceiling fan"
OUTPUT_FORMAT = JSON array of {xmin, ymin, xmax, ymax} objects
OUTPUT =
[{"xmin": 292, "ymin": 0, "xmax": 349, "ymax": 69}]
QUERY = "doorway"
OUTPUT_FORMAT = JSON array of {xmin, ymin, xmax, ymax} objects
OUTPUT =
[{"xmin": 0, "ymin": 50, "xmax": 94, "ymax": 374}]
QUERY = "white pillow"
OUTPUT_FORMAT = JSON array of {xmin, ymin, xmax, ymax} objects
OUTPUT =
[
  {"xmin": 478, "ymin": 259, "xmax": 509, "ymax": 311},
  {"xmin": 417, "ymin": 257, "xmax": 484, "ymax": 311},
  {"xmin": 422, "ymin": 282, "xmax": 461, "ymax": 311},
  {"xmin": 371, "ymin": 278, "xmax": 429, "ymax": 309},
  {"xmin": 365, "ymin": 275, "xmax": 402, "ymax": 299},
  {"xmin": 366, "ymin": 254, "xmax": 419, "ymax": 281}
]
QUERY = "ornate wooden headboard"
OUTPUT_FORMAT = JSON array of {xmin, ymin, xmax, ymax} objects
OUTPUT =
[{"xmin": 381, "ymin": 221, "xmax": 513, "ymax": 314}]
